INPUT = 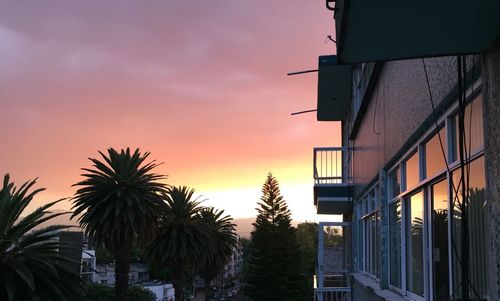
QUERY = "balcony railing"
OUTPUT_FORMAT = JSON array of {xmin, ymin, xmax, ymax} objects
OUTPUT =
[
  {"xmin": 313, "ymin": 147, "xmax": 351, "ymax": 185},
  {"xmin": 314, "ymin": 287, "xmax": 351, "ymax": 301}
]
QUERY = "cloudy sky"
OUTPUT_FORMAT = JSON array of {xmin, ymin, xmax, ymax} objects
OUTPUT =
[{"xmin": 0, "ymin": 1, "xmax": 341, "ymax": 221}]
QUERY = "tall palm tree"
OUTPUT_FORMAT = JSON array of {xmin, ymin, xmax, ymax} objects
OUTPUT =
[
  {"xmin": 146, "ymin": 186, "xmax": 212, "ymax": 301},
  {"xmin": 197, "ymin": 208, "xmax": 237, "ymax": 301},
  {"xmin": 71, "ymin": 148, "xmax": 167, "ymax": 301},
  {"xmin": 0, "ymin": 174, "xmax": 83, "ymax": 301}
]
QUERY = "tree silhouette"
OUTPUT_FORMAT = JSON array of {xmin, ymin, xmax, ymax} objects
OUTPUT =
[
  {"xmin": 0, "ymin": 175, "xmax": 83, "ymax": 300},
  {"xmin": 146, "ymin": 186, "xmax": 212, "ymax": 301},
  {"xmin": 197, "ymin": 207, "xmax": 237, "ymax": 301},
  {"xmin": 71, "ymin": 148, "xmax": 167, "ymax": 301},
  {"xmin": 243, "ymin": 173, "xmax": 302, "ymax": 301}
]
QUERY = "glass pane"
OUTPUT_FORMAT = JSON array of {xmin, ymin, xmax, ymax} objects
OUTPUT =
[
  {"xmin": 425, "ymin": 127, "xmax": 448, "ymax": 178},
  {"xmin": 390, "ymin": 167, "xmax": 401, "ymax": 199},
  {"xmin": 432, "ymin": 180, "xmax": 450, "ymax": 301},
  {"xmin": 406, "ymin": 191, "xmax": 424, "ymax": 296},
  {"xmin": 389, "ymin": 201, "xmax": 402, "ymax": 288},
  {"xmin": 451, "ymin": 156, "xmax": 488, "ymax": 299},
  {"xmin": 454, "ymin": 95, "xmax": 484, "ymax": 160},
  {"xmin": 405, "ymin": 151, "xmax": 420, "ymax": 190}
]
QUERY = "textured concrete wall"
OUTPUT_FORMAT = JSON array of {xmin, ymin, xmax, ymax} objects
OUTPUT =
[
  {"xmin": 352, "ymin": 57, "xmax": 458, "ymax": 195},
  {"xmin": 483, "ymin": 38, "xmax": 500, "ymax": 301}
]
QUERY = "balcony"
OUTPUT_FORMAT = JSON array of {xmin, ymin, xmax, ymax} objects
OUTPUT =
[
  {"xmin": 332, "ymin": 0, "xmax": 500, "ymax": 63},
  {"xmin": 313, "ymin": 147, "xmax": 352, "ymax": 215},
  {"xmin": 314, "ymin": 222, "xmax": 351, "ymax": 301}
]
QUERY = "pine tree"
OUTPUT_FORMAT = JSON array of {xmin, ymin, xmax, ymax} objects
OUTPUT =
[{"xmin": 244, "ymin": 173, "xmax": 302, "ymax": 301}]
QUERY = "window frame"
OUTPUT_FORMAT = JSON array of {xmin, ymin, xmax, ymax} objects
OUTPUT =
[
  {"xmin": 385, "ymin": 90, "xmax": 484, "ymax": 300},
  {"xmin": 359, "ymin": 182, "xmax": 381, "ymax": 279}
]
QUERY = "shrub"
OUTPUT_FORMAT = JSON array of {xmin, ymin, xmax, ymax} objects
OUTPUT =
[{"xmin": 83, "ymin": 283, "xmax": 155, "ymax": 301}]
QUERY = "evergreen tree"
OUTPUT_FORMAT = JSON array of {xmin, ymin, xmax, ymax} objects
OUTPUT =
[
  {"xmin": 244, "ymin": 173, "xmax": 302, "ymax": 301},
  {"xmin": 296, "ymin": 222, "xmax": 319, "ymax": 301}
]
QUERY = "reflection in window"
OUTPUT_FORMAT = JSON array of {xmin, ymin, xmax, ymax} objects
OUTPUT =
[
  {"xmin": 389, "ymin": 167, "xmax": 401, "ymax": 199},
  {"xmin": 405, "ymin": 152, "xmax": 420, "ymax": 190},
  {"xmin": 389, "ymin": 200, "xmax": 402, "ymax": 288},
  {"xmin": 451, "ymin": 156, "xmax": 488, "ymax": 299},
  {"xmin": 364, "ymin": 212, "xmax": 380, "ymax": 277},
  {"xmin": 406, "ymin": 191, "xmax": 424, "ymax": 296},
  {"xmin": 425, "ymin": 127, "xmax": 447, "ymax": 178},
  {"xmin": 432, "ymin": 180, "xmax": 449, "ymax": 301},
  {"xmin": 453, "ymin": 95, "xmax": 484, "ymax": 161}
]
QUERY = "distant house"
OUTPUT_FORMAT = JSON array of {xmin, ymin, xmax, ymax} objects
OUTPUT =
[
  {"xmin": 140, "ymin": 281, "xmax": 175, "ymax": 301},
  {"xmin": 81, "ymin": 250, "xmax": 96, "ymax": 283},
  {"xmin": 93, "ymin": 262, "xmax": 149, "ymax": 286}
]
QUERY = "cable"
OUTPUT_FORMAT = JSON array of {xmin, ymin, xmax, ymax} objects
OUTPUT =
[
  {"xmin": 372, "ymin": 84, "xmax": 381, "ymax": 136},
  {"xmin": 422, "ymin": 56, "xmax": 481, "ymax": 300}
]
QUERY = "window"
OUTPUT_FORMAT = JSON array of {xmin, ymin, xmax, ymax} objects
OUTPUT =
[
  {"xmin": 452, "ymin": 95, "xmax": 484, "ymax": 161},
  {"xmin": 389, "ymin": 200, "xmax": 402, "ymax": 288},
  {"xmin": 432, "ymin": 180, "xmax": 449, "ymax": 301},
  {"xmin": 384, "ymin": 93, "xmax": 486, "ymax": 300},
  {"xmin": 360, "ymin": 185, "xmax": 380, "ymax": 278},
  {"xmin": 405, "ymin": 191, "xmax": 424, "ymax": 297},
  {"xmin": 451, "ymin": 156, "xmax": 488, "ymax": 300},
  {"xmin": 389, "ymin": 167, "xmax": 401, "ymax": 198},
  {"xmin": 425, "ymin": 127, "xmax": 447, "ymax": 178},
  {"xmin": 405, "ymin": 151, "xmax": 420, "ymax": 191}
]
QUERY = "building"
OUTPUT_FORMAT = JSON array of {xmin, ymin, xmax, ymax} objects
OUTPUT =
[
  {"xmin": 94, "ymin": 262, "xmax": 150, "ymax": 286},
  {"xmin": 140, "ymin": 281, "xmax": 175, "ymax": 301},
  {"xmin": 308, "ymin": 2, "xmax": 500, "ymax": 301},
  {"xmin": 81, "ymin": 250, "xmax": 96, "ymax": 282}
]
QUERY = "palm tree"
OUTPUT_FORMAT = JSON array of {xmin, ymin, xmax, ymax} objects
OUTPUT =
[
  {"xmin": 197, "ymin": 208, "xmax": 237, "ymax": 301},
  {"xmin": 0, "ymin": 174, "xmax": 83, "ymax": 301},
  {"xmin": 146, "ymin": 186, "xmax": 212, "ymax": 301},
  {"xmin": 71, "ymin": 148, "xmax": 167, "ymax": 301}
]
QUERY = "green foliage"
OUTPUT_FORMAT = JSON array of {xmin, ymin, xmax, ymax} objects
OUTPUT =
[
  {"xmin": 72, "ymin": 148, "xmax": 168, "ymax": 251},
  {"xmin": 148, "ymin": 265, "xmax": 173, "ymax": 282},
  {"xmin": 84, "ymin": 283, "xmax": 115, "ymax": 301},
  {"xmin": 72, "ymin": 148, "xmax": 168, "ymax": 300},
  {"xmin": 197, "ymin": 208, "xmax": 237, "ymax": 301},
  {"xmin": 83, "ymin": 284, "xmax": 155, "ymax": 301},
  {"xmin": 96, "ymin": 246, "xmax": 114, "ymax": 264},
  {"xmin": 296, "ymin": 222, "xmax": 319, "ymax": 301},
  {"xmin": 146, "ymin": 186, "xmax": 213, "ymax": 301},
  {"xmin": 243, "ymin": 173, "xmax": 302, "ymax": 301},
  {"xmin": 127, "ymin": 286, "xmax": 156, "ymax": 301},
  {"xmin": 0, "ymin": 174, "xmax": 84, "ymax": 301}
]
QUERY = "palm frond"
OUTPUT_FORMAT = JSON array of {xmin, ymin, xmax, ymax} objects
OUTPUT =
[{"xmin": 0, "ymin": 174, "xmax": 83, "ymax": 301}]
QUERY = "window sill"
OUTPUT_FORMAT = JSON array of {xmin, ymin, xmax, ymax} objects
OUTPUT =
[{"xmin": 352, "ymin": 273, "xmax": 411, "ymax": 301}]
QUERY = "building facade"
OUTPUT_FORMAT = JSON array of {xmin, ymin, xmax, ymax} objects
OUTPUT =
[
  {"xmin": 310, "ymin": 4, "xmax": 500, "ymax": 299},
  {"xmin": 314, "ymin": 53, "xmax": 499, "ymax": 301}
]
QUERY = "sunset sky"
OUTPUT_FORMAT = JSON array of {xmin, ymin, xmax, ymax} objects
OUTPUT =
[{"xmin": 0, "ymin": 1, "xmax": 341, "ymax": 222}]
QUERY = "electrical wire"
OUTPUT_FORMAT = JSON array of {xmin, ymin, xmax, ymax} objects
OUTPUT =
[
  {"xmin": 422, "ymin": 56, "xmax": 482, "ymax": 300},
  {"xmin": 372, "ymin": 84, "xmax": 381, "ymax": 136}
]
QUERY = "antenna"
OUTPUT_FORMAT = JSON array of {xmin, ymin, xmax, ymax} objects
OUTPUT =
[
  {"xmin": 287, "ymin": 69, "xmax": 318, "ymax": 76},
  {"xmin": 291, "ymin": 109, "xmax": 317, "ymax": 116}
]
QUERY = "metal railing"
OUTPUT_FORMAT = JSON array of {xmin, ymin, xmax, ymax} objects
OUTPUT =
[
  {"xmin": 314, "ymin": 287, "xmax": 351, "ymax": 301},
  {"xmin": 313, "ymin": 147, "xmax": 351, "ymax": 185}
]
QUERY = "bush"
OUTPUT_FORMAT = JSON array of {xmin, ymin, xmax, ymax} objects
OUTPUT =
[
  {"xmin": 128, "ymin": 286, "xmax": 156, "ymax": 301},
  {"xmin": 84, "ymin": 284, "xmax": 114, "ymax": 301},
  {"xmin": 83, "ymin": 283, "xmax": 155, "ymax": 301}
]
